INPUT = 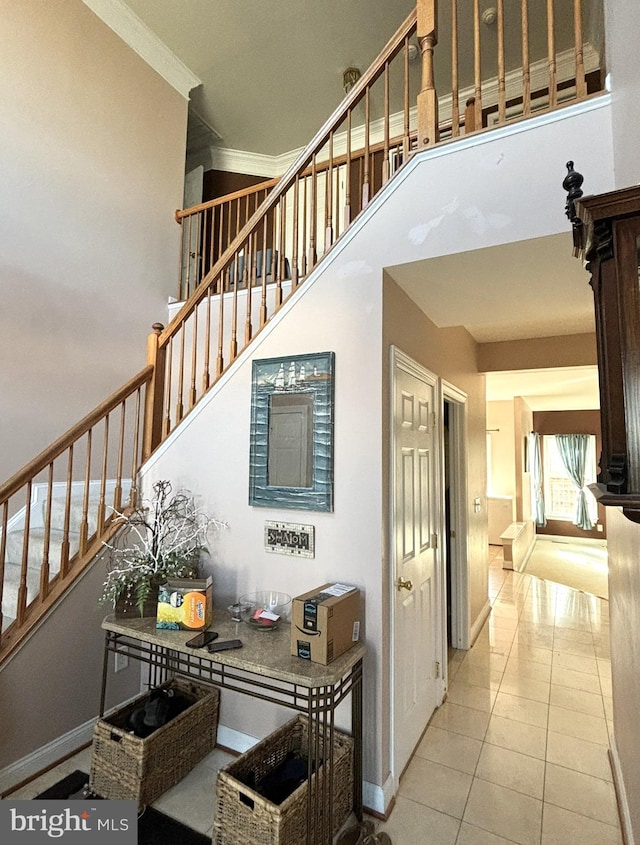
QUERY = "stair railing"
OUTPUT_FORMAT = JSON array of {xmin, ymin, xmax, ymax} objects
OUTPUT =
[
  {"xmin": 147, "ymin": 8, "xmax": 421, "ymax": 451},
  {"xmin": 0, "ymin": 0, "xmax": 604, "ymax": 664},
  {"xmin": 0, "ymin": 367, "xmax": 152, "ymax": 661}
]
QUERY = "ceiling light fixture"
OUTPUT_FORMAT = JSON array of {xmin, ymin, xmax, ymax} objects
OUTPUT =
[
  {"xmin": 482, "ymin": 7, "xmax": 497, "ymax": 26},
  {"xmin": 343, "ymin": 67, "xmax": 361, "ymax": 94}
]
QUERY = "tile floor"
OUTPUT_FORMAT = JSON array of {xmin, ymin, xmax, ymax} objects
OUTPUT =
[{"xmin": 8, "ymin": 544, "xmax": 621, "ymax": 845}]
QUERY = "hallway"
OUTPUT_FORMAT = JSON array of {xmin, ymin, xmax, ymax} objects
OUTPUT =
[
  {"xmin": 376, "ymin": 545, "xmax": 619, "ymax": 844},
  {"xmin": 8, "ymin": 546, "xmax": 619, "ymax": 844}
]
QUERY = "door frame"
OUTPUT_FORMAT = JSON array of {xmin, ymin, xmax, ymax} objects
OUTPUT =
[
  {"xmin": 440, "ymin": 380, "xmax": 470, "ymax": 655},
  {"xmin": 389, "ymin": 346, "xmax": 446, "ymax": 789}
]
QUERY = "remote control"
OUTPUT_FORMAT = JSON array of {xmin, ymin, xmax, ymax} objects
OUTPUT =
[{"xmin": 207, "ymin": 639, "xmax": 243, "ymax": 653}]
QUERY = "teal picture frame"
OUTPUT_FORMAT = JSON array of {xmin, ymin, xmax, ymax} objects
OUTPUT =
[{"xmin": 249, "ymin": 352, "xmax": 335, "ymax": 511}]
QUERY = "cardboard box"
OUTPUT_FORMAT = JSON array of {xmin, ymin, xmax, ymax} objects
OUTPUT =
[
  {"xmin": 156, "ymin": 576, "xmax": 213, "ymax": 630},
  {"xmin": 291, "ymin": 583, "xmax": 360, "ymax": 664}
]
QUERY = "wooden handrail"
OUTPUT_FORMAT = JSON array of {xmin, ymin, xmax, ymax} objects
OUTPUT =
[
  {"xmin": 0, "ymin": 366, "xmax": 153, "ymax": 505},
  {"xmin": 165, "ymin": 6, "xmax": 418, "ymax": 340},
  {"xmin": 174, "ymin": 179, "xmax": 279, "ymax": 223}
]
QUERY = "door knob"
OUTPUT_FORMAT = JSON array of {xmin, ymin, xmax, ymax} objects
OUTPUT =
[{"xmin": 396, "ymin": 577, "xmax": 413, "ymax": 591}]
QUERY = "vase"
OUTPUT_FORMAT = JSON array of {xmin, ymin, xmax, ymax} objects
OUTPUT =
[{"xmin": 114, "ymin": 586, "xmax": 159, "ymax": 619}]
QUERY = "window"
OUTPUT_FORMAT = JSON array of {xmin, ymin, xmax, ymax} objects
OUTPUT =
[{"xmin": 542, "ymin": 435, "xmax": 598, "ymax": 523}]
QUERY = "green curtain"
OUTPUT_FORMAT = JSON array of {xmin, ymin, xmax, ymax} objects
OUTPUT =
[
  {"xmin": 530, "ymin": 432, "xmax": 546, "ymax": 527},
  {"xmin": 555, "ymin": 434, "xmax": 594, "ymax": 530}
]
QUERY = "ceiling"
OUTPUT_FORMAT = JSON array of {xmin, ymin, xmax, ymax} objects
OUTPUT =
[
  {"xmin": 101, "ymin": 0, "xmax": 601, "ymax": 411},
  {"xmin": 118, "ymin": 0, "xmax": 415, "ymax": 156}
]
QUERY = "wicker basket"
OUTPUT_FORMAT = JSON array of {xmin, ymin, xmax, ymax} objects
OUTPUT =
[
  {"xmin": 213, "ymin": 715, "xmax": 353, "ymax": 845},
  {"xmin": 90, "ymin": 677, "xmax": 219, "ymax": 806}
]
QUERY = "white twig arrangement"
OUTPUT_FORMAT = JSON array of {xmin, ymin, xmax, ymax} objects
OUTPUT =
[{"xmin": 100, "ymin": 480, "xmax": 226, "ymax": 614}]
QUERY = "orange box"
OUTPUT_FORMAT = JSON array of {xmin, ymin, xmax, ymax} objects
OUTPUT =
[{"xmin": 156, "ymin": 576, "xmax": 213, "ymax": 630}]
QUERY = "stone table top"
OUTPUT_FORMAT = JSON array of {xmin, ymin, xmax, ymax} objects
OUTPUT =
[{"xmin": 102, "ymin": 612, "xmax": 365, "ymax": 689}]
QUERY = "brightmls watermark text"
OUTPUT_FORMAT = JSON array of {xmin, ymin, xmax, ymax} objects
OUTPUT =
[{"xmin": 0, "ymin": 801, "xmax": 137, "ymax": 842}]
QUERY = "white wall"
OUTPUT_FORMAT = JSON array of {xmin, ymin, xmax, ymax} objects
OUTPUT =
[
  {"xmin": 606, "ymin": 0, "xmax": 640, "ymax": 188},
  {"xmin": 142, "ymin": 257, "xmax": 386, "ymax": 784}
]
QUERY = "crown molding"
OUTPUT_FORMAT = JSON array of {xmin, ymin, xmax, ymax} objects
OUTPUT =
[{"xmin": 82, "ymin": 0, "xmax": 201, "ymax": 98}]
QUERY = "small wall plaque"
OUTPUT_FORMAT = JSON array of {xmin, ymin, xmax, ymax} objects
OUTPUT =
[{"xmin": 264, "ymin": 521, "xmax": 315, "ymax": 558}]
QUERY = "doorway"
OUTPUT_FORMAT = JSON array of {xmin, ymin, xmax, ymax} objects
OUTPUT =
[{"xmin": 441, "ymin": 382, "xmax": 469, "ymax": 654}]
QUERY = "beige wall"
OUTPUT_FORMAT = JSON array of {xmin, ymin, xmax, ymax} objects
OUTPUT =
[
  {"xmin": 382, "ymin": 274, "xmax": 489, "ymax": 635},
  {"xmin": 0, "ymin": 0, "xmax": 188, "ymax": 483},
  {"xmin": 487, "ymin": 401, "xmax": 516, "ymax": 498},
  {"xmin": 478, "ymin": 333, "xmax": 597, "ymax": 373}
]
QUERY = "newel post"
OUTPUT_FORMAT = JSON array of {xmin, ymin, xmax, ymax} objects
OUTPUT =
[
  {"xmin": 143, "ymin": 323, "xmax": 166, "ymax": 461},
  {"xmin": 417, "ymin": 0, "xmax": 439, "ymax": 148}
]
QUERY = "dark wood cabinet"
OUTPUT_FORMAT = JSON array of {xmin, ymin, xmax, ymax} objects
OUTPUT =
[{"xmin": 573, "ymin": 183, "xmax": 640, "ymax": 522}]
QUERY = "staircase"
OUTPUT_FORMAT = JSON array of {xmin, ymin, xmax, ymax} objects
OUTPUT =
[{"xmin": 0, "ymin": 1, "xmax": 603, "ymax": 667}]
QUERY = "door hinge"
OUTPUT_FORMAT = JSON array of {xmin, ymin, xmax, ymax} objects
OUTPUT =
[
  {"xmin": 434, "ymin": 661, "xmax": 441, "ymax": 679},
  {"xmin": 431, "ymin": 532, "xmax": 438, "ymax": 549},
  {"xmin": 431, "ymin": 411, "xmax": 437, "ymax": 429}
]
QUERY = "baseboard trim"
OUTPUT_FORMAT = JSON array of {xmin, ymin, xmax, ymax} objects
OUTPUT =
[
  {"xmin": 0, "ymin": 718, "xmax": 95, "ymax": 795},
  {"xmin": 609, "ymin": 735, "xmax": 635, "ymax": 845},
  {"xmin": 1, "ymin": 719, "xmax": 392, "ymax": 817}
]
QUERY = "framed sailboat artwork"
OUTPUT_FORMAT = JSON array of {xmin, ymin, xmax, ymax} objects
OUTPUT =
[{"xmin": 249, "ymin": 352, "xmax": 335, "ymax": 511}]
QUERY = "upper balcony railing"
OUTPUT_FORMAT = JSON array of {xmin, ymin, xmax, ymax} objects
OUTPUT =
[{"xmin": 175, "ymin": 0, "xmax": 603, "ymax": 301}]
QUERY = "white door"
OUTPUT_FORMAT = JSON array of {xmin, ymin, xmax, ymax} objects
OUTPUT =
[{"xmin": 392, "ymin": 348, "xmax": 441, "ymax": 778}]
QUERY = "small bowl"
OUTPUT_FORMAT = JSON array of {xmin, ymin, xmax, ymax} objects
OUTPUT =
[{"xmin": 238, "ymin": 591, "xmax": 292, "ymax": 630}]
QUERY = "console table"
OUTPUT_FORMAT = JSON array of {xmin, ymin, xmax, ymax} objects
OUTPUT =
[{"xmin": 100, "ymin": 613, "xmax": 364, "ymax": 845}]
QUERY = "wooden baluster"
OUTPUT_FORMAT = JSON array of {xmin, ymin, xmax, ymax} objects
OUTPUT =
[
  {"xmin": 177, "ymin": 217, "xmax": 187, "ymax": 300},
  {"xmin": 464, "ymin": 97, "xmax": 476, "ymax": 134},
  {"xmin": 164, "ymin": 336, "xmax": 173, "ymax": 438},
  {"xmin": 176, "ymin": 324, "xmax": 186, "ymax": 423},
  {"xmin": 143, "ymin": 323, "xmax": 166, "ymax": 461},
  {"xmin": 277, "ymin": 197, "xmax": 285, "ymax": 306},
  {"xmin": 302, "ymin": 174, "xmax": 309, "ymax": 277},
  {"xmin": 574, "ymin": 0, "xmax": 586, "ymax": 99},
  {"xmin": 345, "ymin": 109, "xmax": 353, "ymax": 228},
  {"xmin": 79, "ymin": 429, "xmax": 92, "ymax": 556},
  {"xmin": 292, "ymin": 175, "xmax": 300, "ymax": 288},
  {"xmin": 497, "ymin": 0, "xmax": 506, "ymax": 123},
  {"xmin": 417, "ymin": 0, "xmax": 439, "ymax": 147},
  {"xmin": 230, "ymin": 261, "xmax": 239, "ymax": 361},
  {"xmin": 383, "ymin": 62, "xmax": 390, "ymax": 184},
  {"xmin": 189, "ymin": 303, "xmax": 198, "ymax": 409},
  {"xmin": 98, "ymin": 414, "xmax": 109, "ymax": 536},
  {"xmin": 218, "ymin": 205, "xmax": 225, "ymax": 288},
  {"xmin": 17, "ymin": 482, "xmax": 33, "ymax": 623},
  {"xmin": 522, "ymin": 0, "xmax": 531, "ymax": 117},
  {"xmin": 260, "ymin": 218, "xmax": 268, "ymax": 327},
  {"xmin": 547, "ymin": 0, "xmax": 557, "ymax": 108},
  {"xmin": 202, "ymin": 284, "xmax": 212, "ymax": 392},
  {"xmin": 363, "ymin": 89, "xmax": 371, "ymax": 205},
  {"xmin": 115, "ymin": 398, "xmax": 126, "ymax": 511},
  {"xmin": 39, "ymin": 463, "xmax": 54, "ymax": 598},
  {"xmin": 186, "ymin": 214, "xmax": 195, "ymax": 299},
  {"xmin": 403, "ymin": 36, "xmax": 411, "ymax": 154},
  {"xmin": 326, "ymin": 132, "xmax": 334, "ymax": 249},
  {"xmin": 217, "ymin": 271, "xmax": 225, "ymax": 377},
  {"xmin": 60, "ymin": 450, "xmax": 73, "ymax": 577},
  {"xmin": 451, "ymin": 0, "xmax": 460, "ymax": 137},
  {"xmin": 130, "ymin": 388, "xmax": 142, "ymax": 506},
  {"xmin": 309, "ymin": 156, "xmax": 318, "ymax": 270},
  {"xmin": 207, "ymin": 206, "xmax": 216, "ymax": 280},
  {"xmin": 245, "ymin": 234, "xmax": 254, "ymax": 344},
  {"xmin": 0, "ymin": 501, "xmax": 8, "ymax": 636},
  {"xmin": 473, "ymin": 0, "xmax": 483, "ymax": 129}
]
